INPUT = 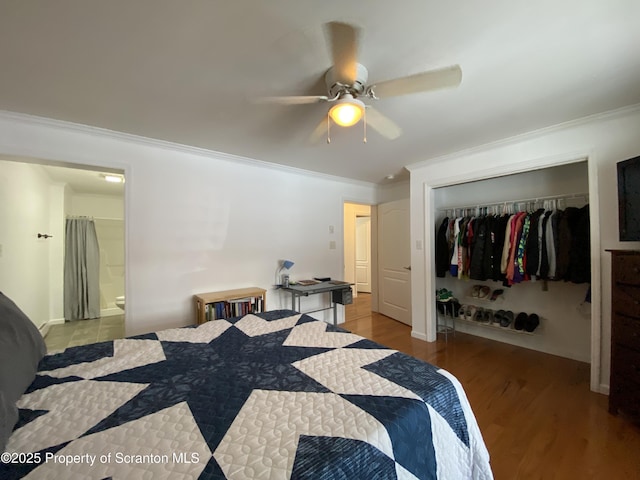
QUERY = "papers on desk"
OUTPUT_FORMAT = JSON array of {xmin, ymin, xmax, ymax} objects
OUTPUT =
[{"xmin": 296, "ymin": 280, "xmax": 321, "ymax": 286}]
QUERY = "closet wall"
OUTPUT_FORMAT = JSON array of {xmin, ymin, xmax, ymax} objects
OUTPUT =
[{"xmin": 433, "ymin": 162, "xmax": 591, "ymax": 362}]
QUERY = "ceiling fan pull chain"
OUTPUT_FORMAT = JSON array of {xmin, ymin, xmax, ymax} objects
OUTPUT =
[
  {"xmin": 327, "ymin": 112, "xmax": 331, "ymax": 143},
  {"xmin": 363, "ymin": 107, "xmax": 367, "ymax": 143}
]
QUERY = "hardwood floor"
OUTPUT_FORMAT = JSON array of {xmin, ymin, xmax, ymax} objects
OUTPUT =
[{"xmin": 344, "ymin": 293, "xmax": 640, "ymax": 480}]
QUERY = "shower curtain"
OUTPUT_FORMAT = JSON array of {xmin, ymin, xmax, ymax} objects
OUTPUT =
[{"xmin": 64, "ymin": 217, "xmax": 100, "ymax": 320}]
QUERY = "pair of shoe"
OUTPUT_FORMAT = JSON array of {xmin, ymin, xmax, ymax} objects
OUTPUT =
[
  {"xmin": 514, "ymin": 312, "xmax": 540, "ymax": 332},
  {"xmin": 473, "ymin": 307, "xmax": 494, "ymax": 323},
  {"xmin": 494, "ymin": 310, "xmax": 514, "ymax": 328},
  {"xmin": 458, "ymin": 304, "xmax": 475, "ymax": 321},
  {"xmin": 471, "ymin": 285, "xmax": 491, "ymax": 299},
  {"xmin": 489, "ymin": 289, "xmax": 504, "ymax": 301}
]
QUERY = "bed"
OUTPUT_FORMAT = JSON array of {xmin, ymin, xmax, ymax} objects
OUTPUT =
[{"xmin": 1, "ymin": 293, "xmax": 493, "ymax": 479}]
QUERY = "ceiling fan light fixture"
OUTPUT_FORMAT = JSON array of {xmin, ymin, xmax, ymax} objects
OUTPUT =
[{"xmin": 329, "ymin": 94, "xmax": 364, "ymax": 127}]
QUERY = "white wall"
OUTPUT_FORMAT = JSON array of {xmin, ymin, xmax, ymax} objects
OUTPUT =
[
  {"xmin": 408, "ymin": 104, "xmax": 640, "ymax": 393},
  {"xmin": 0, "ymin": 112, "xmax": 378, "ymax": 336},
  {"xmin": 0, "ymin": 161, "xmax": 52, "ymax": 327},
  {"xmin": 70, "ymin": 193, "xmax": 124, "ymax": 219},
  {"xmin": 378, "ymin": 180, "xmax": 409, "ymax": 204},
  {"xmin": 434, "ymin": 162, "xmax": 589, "ymax": 210}
]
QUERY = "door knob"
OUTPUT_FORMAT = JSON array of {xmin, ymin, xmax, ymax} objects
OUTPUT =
[{"xmin": 404, "ymin": 266, "xmax": 411, "ymax": 271}]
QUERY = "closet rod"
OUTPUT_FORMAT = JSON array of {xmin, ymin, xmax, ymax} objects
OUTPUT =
[{"xmin": 437, "ymin": 192, "xmax": 589, "ymax": 212}]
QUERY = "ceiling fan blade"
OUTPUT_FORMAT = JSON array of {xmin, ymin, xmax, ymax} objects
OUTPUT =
[
  {"xmin": 325, "ymin": 21, "xmax": 360, "ymax": 84},
  {"xmin": 372, "ymin": 65, "xmax": 462, "ymax": 98},
  {"xmin": 309, "ymin": 116, "xmax": 329, "ymax": 144},
  {"xmin": 365, "ymin": 107, "xmax": 402, "ymax": 140},
  {"xmin": 256, "ymin": 95, "xmax": 329, "ymax": 105}
]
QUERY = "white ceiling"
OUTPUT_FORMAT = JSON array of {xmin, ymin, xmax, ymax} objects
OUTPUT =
[{"xmin": 1, "ymin": 0, "xmax": 639, "ymax": 185}]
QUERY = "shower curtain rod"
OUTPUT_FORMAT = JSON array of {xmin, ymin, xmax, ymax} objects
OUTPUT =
[
  {"xmin": 437, "ymin": 192, "xmax": 589, "ymax": 212},
  {"xmin": 66, "ymin": 215, "xmax": 123, "ymax": 221}
]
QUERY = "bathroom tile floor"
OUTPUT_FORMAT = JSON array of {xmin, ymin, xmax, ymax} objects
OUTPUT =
[{"xmin": 44, "ymin": 314, "xmax": 125, "ymax": 353}]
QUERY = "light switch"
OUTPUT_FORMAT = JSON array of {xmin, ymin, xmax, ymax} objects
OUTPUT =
[
  {"xmin": 329, "ymin": 240, "xmax": 336, "ymax": 250},
  {"xmin": 329, "ymin": 225, "xmax": 334, "ymax": 234},
  {"xmin": 416, "ymin": 240, "xmax": 422, "ymax": 250}
]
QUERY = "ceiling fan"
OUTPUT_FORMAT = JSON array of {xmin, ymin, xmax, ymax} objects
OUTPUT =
[{"xmin": 258, "ymin": 21, "xmax": 462, "ymax": 141}]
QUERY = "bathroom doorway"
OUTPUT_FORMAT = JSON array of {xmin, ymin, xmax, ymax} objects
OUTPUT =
[{"xmin": 0, "ymin": 157, "xmax": 125, "ymax": 345}]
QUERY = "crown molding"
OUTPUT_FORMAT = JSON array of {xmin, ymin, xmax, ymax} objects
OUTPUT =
[
  {"xmin": 406, "ymin": 102, "xmax": 640, "ymax": 172},
  {"xmin": 0, "ymin": 110, "xmax": 378, "ymax": 189}
]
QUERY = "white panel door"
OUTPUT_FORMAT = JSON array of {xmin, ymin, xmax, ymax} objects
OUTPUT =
[
  {"xmin": 355, "ymin": 216, "xmax": 371, "ymax": 293},
  {"xmin": 378, "ymin": 199, "xmax": 411, "ymax": 325}
]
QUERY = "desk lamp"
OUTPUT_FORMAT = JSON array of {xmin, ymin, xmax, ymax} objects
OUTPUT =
[{"xmin": 276, "ymin": 260, "xmax": 294, "ymax": 287}]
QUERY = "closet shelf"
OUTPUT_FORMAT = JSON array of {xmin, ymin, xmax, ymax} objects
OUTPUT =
[
  {"xmin": 464, "ymin": 296, "xmax": 504, "ymax": 304},
  {"xmin": 455, "ymin": 316, "xmax": 540, "ymax": 336},
  {"xmin": 463, "ymin": 285, "xmax": 505, "ymax": 303}
]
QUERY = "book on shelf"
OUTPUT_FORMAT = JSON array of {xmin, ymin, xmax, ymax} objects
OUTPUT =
[{"xmin": 204, "ymin": 296, "xmax": 263, "ymax": 321}]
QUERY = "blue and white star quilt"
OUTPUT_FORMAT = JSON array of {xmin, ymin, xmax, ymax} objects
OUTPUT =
[{"xmin": 2, "ymin": 310, "xmax": 493, "ymax": 479}]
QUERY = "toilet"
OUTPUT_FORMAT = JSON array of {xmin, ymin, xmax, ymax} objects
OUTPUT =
[{"xmin": 115, "ymin": 296, "xmax": 125, "ymax": 311}]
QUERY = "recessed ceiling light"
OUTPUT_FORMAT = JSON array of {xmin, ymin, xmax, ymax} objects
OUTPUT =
[
  {"xmin": 101, "ymin": 173, "xmax": 124, "ymax": 183},
  {"xmin": 385, "ymin": 174, "xmax": 395, "ymax": 180}
]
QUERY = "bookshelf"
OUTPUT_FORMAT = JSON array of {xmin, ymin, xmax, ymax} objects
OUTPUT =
[{"xmin": 194, "ymin": 287, "xmax": 267, "ymax": 325}]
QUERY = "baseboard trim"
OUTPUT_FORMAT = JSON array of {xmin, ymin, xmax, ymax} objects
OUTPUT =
[
  {"xmin": 101, "ymin": 307, "xmax": 123, "ymax": 317},
  {"xmin": 411, "ymin": 330, "xmax": 427, "ymax": 341},
  {"xmin": 39, "ymin": 318, "xmax": 65, "ymax": 337}
]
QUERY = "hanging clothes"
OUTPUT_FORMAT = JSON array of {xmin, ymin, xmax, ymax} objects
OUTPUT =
[
  {"xmin": 436, "ymin": 217, "xmax": 450, "ymax": 277},
  {"xmin": 569, "ymin": 205, "xmax": 591, "ymax": 284},
  {"xmin": 435, "ymin": 202, "xmax": 590, "ymax": 285}
]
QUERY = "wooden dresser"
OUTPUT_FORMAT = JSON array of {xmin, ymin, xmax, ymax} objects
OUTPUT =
[{"xmin": 608, "ymin": 250, "xmax": 640, "ymax": 419}]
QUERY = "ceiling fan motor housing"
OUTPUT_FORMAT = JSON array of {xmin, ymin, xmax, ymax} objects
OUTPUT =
[{"xmin": 325, "ymin": 63, "xmax": 369, "ymax": 98}]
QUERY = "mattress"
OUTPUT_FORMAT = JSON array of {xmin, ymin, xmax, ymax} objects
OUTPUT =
[{"xmin": 1, "ymin": 310, "xmax": 493, "ymax": 479}]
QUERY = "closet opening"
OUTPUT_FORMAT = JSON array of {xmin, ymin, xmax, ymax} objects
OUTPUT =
[{"xmin": 432, "ymin": 161, "xmax": 592, "ymax": 364}]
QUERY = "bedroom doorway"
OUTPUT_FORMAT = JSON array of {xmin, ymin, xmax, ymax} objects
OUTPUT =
[
  {"xmin": 343, "ymin": 202, "xmax": 372, "ymax": 298},
  {"xmin": 344, "ymin": 198, "xmax": 412, "ymax": 325}
]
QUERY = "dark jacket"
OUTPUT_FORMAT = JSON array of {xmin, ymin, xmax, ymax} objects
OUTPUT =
[{"xmin": 436, "ymin": 217, "xmax": 450, "ymax": 277}]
